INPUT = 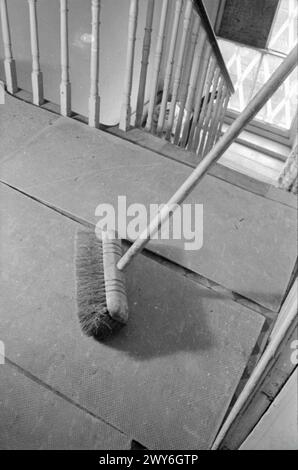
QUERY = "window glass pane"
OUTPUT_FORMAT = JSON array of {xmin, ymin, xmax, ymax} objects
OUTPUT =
[
  {"xmin": 254, "ymin": 61, "xmax": 298, "ymax": 129},
  {"xmin": 219, "ymin": 39, "xmax": 261, "ymax": 112},
  {"xmin": 253, "ymin": 54, "xmax": 282, "ymax": 122},
  {"xmin": 219, "ymin": 37, "xmax": 298, "ymax": 130},
  {"xmin": 268, "ymin": 0, "xmax": 298, "ymax": 54}
]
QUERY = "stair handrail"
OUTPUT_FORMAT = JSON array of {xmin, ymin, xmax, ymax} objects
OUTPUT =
[{"xmin": 192, "ymin": 0, "xmax": 234, "ymax": 94}]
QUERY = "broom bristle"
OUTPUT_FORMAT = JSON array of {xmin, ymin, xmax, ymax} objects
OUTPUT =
[{"xmin": 75, "ymin": 229, "xmax": 124, "ymax": 340}]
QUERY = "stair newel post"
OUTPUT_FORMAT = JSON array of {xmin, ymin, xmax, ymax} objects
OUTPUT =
[
  {"xmin": 187, "ymin": 41, "xmax": 211, "ymax": 150},
  {"xmin": 180, "ymin": 26, "xmax": 207, "ymax": 148},
  {"xmin": 165, "ymin": 0, "xmax": 193, "ymax": 141},
  {"xmin": 28, "ymin": 0, "xmax": 44, "ymax": 105},
  {"xmin": 135, "ymin": 0, "xmax": 155, "ymax": 128},
  {"xmin": 60, "ymin": 0, "xmax": 71, "ymax": 117},
  {"xmin": 156, "ymin": 0, "xmax": 183, "ymax": 136},
  {"xmin": 145, "ymin": 0, "xmax": 169, "ymax": 133},
  {"xmin": 0, "ymin": 0, "xmax": 17, "ymax": 93},
  {"xmin": 173, "ymin": 14, "xmax": 201, "ymax": 145},
  {"xmin": 199, "ymin": 66, "xmax": 221, "ymax": 156},
  {"xmin": 119, "ymin": 0, "xmax": 139, "ymax": 131},
  {"xmin": 88, "ymin": 0, "xmax": 100, "ymax": 128}
]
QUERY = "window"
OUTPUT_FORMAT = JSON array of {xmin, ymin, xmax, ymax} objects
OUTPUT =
[
  {"xmin": 218, "ymin": 0, "xmax": 298, "ymax": 132},
  {"xmin": 268, "ymin": 0, "xmax": 298, "ymax": 54}
]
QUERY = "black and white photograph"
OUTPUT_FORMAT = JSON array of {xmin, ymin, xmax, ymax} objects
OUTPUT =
[{"xmin": 0, "ymin": 0, "xmax": 297, "ymax": 456}]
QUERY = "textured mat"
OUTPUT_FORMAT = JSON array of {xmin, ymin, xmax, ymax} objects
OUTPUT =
[
  {"xmin": 0, "ymin": 364, "xmax": 130, "ymax": 450},
  {"xmin": 0, "ymin": 184, "xmax": 264, "ymax": 449},
  {"xmin": 0, "ymin": 115, "xmax": 296, "ymax": 311}
]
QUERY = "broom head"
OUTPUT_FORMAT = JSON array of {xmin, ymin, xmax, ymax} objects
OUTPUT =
[{"xmin": 75, "ymin": 228, "xmax": 128, "ymax": 340}]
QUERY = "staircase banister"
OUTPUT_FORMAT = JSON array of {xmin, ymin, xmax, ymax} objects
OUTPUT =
[{"xmin": 192, "ymin": 0, "xmax": 234, "ymax": 94}]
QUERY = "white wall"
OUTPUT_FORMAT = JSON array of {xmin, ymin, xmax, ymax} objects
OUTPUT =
[
  {"xmin": 240, "ymin": 369, "xmax": 298, "ymax": 450},
  {"xmin": 0, "ymin": 0, "xmax": 168, "ymax": 125}
]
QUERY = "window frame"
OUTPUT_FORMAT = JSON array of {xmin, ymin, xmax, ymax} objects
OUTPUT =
[
  {"xmin": 217, "ymin": 38, "xmax": 297, "ymax": 147},
  {"xmin": 217, "ymin": 0, "xmax": 297, "ymax": 147}
]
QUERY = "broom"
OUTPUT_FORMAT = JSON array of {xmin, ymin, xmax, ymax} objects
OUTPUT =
[{"xmin": 75, "ymin": 46, "xmax": 297, "ymax": 340}]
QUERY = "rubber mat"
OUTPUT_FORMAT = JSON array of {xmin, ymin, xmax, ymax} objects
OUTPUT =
[
  {"xmin": 0, "ymin": 115, "xmax": 296, "ymax": 311},
  {"xmin": 0, "ymin": 364, "xmax": 130, "ymax": 450},
  {"xmin": 0, "ymin": 184, "xmax": 265, "ymax": 449}
]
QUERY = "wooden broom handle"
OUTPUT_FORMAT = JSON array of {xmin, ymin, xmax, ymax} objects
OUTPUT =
[{"xmin": 117, "ymin": 45, "xmax": 298, "ymax": 272}]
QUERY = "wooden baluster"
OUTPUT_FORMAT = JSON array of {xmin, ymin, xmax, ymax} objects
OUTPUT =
[
  {"xmin": 165, "ymin": 0, "xmax": 193, "ymax": 140},
  {"xmin": 156, "ymin": 0, "xmax": 183, "ymax": 136},
  {"xmin": 190, "ymin": 53, "xmax": 215, "ymax": 152},
  {"xmin": 194, "ymin": 59, "xmax": 217, "ymax": 155},
  {"xmin": 0, "ymin": 79, "xmax": 4, "ymax": 103},
  {"xmin": 187, "ymin": 42, "xmax": 211, "ymax": 151},
  {"xmin": 215, "ymin": 88, "xmax": 230, "ymax": 142},
  {"xmin": 192, "ymin": 57, "xmax": 217, "ymax": 154},
  {"xmin": 28, "ymin": 0, "xmax": 44, "ymax": 105},
  {"xmin": 0, "ymin": 0, "xmax": 17, "ymax": 93},
  {"xmin": 203, "ymin": 78, "xmax": 224, "ymax": 154},
  {"xmin": 173, "ymin": 14, "xmax": 201, "ymax": 145},
  {"xmin": 88, "ymin": 0, "xmax": 100, "ymax": 128},
  {"xmin": 204, "ymin": 77, "xmax": 225, "ymax": 154},
  {"xmin": 180, "ymin": 26, "xmax": 207, "ymax": 148},
  {"xmin": 145, "ymin": 0, "xmax": 169, "ymax": 132},
  {"xmin": 199, "ymin": 66, "xmax": 220, "ymax": 156},
  {"xmin": 60, "ymin": 0, "xmax": 71, "ymax": 116},
  {"xmin": 119, "ymin": 0, "xmax": 139, "ymax": 131},
  {"xmin": 135, "ymin": 0, "xmax": 155, "ymax": 128}
]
